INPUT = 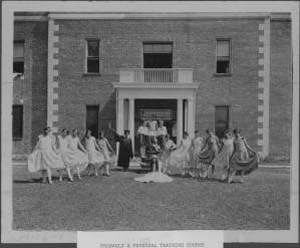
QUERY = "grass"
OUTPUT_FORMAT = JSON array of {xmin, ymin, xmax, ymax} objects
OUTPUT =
[{"xmin": 13, "ymin": 165, "xmax": 290, "ymax": 231}]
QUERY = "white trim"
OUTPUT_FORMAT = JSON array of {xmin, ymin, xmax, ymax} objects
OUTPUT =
[
  {"xmin": 14, "ymin": 12, "xmax": 291, "ymax": 22},
  {"xmin": 258, "ymin": 58, "xmax": 264, "ymax": 65},
  {"xmin": 258, "ymin": 116, "xmax": 264, "ymax": 123},
  {"xmin": 258, "ymin": 70, "xmax": 264, "ymax": 77},
  {"xmin": 257, "ymin": 139, "xmax": 263, "ymax": 146},
  {"xmin": 262, "ymin": 17, "xmax": 271, "ymax": 157},
  {"xmin": 52, "ymin": 115, "xmax": 58, "ymax": 122},
  {"xmin": 258, "ymin": 47, "xmax": 264, "ymax": 53},
  {"xmin": 258, "ymin": 81, "xmax": 264, "ymax": 88},
  {"xmin": 258, "ymin": 105, "xmax": 264, "ymax": 112},
  {"xmin": 258, "ymin": 93, "xmax": 264, "ymax": 100},
  {"xmin": 47, "ymin": 19, "xmax": 54, "ymax": 127},
  {"xmin": 14, "ymin": 16, "xmax": 48, "ymax": 22},
  {"xmin": 113, "ymin": 82, "xmax": 199, "ymax": 89},
  {"xmin": 47, "ymin": 12, "xmax": 291, "ymax": 20}
]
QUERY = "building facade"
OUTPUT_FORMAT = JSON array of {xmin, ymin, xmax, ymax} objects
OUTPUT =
[{"xmin": 13, "ymin": 12, "xmax": 292, "ymax": 160}]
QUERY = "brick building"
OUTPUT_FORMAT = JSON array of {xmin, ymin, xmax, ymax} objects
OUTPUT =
[{"xmin": 13, "ymin": 12, "xmax": 292, "ymax": 160}]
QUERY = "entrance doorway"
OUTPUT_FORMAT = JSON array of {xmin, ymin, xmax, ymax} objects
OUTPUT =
[
  {"xmin": 86, "ymin": 105, "xmax": 99, "ymax": 138},
  {"xmin": 135, "ymin": 99, "xmax": 177, "ymax": 154}
]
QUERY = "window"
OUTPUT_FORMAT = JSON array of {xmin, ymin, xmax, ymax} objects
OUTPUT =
[
  {"xmin": 86, "ymin": 40, "xmax": 100, "ymax": 73},
  {"xmin": 13, "ymin": 105, "xmax": 23, "ymax": 139},
  {"xmin": 216, "ymin": 39, "xmax": 231, "ymax": 74},
  {"xmin": 143, "ymin": 42, "xmax": 173, "ymax": 68},
  {"xmin": 215, "ymin": 106, "xmax": 229, "ymax": 138},
  {"xmin": 13, "ymin": 41, "xmax": 24, "ymax": 73}
]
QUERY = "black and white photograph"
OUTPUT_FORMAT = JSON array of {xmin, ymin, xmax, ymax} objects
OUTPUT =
[{"xmin": 1, "ymin": 0, "xmax": 299, "ymax": 245}]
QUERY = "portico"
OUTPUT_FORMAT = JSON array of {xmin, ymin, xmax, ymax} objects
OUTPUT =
[{"xmin": 113, "ymin": 68, "xmax": 198, "ymax": 152}]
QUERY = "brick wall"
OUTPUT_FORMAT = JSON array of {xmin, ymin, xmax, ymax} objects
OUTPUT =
[
  {"xmin": 56, "ymin": 19, "xmax": 263, "ymax": 150},
  {"xmin": 13, "ymin": 21, "xmax": 48, "ymax": 155},
  {"xmin": 269, "ymin": 20, "xmax": 292, "ymax": 160}
]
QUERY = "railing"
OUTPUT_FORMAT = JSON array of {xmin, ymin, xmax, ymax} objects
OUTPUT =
[{"xmin": 119, "ymin": 68, "xmax": 193, "ymax": 84}]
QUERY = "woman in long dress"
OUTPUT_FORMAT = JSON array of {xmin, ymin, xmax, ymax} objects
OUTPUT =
[
  {"xmin": 188, "ymin": 130, "xmax": 204, "ymax": 178},
  {"xmin": 84, "ymin": 130, "xmax": 107, "ymax": 177},
  {"xmin": 166, "ymin": 131, "xmax": 192, "ymax": 176},
  {"xmin": 160, "ymin": 134, "xmax": 176, "ymax": 173},
  {"xmin": 198, "ymin": 129, "xmax": 220, "ymax": 179},
  {"xmin": 157, "ymin": 120, "xmax": 168, "ymax": 149},
  {"xmin": 65, "ymin": 129, "xmax": 89, "ymax": 179},
  {"xmin": 227, "ymin": 129, "xmax": 258, "ymax": 183},
  {"xmin": 97, "ymin": 130, "xmax": 115, "ymax": 175},
  {"xmin": 134, "ymin": 138, "xmax": 173, "ymax": 183},
  {"xmin": 28, "ymin": 127, "xmax": 65, "ymax": 184},
  {"xmin": 211, "ymin": 131, "xmax": 234, "ymax": 181},
  {"xmin": 57, "ymin": 128, "xmax": 74, "ymax": 181}
]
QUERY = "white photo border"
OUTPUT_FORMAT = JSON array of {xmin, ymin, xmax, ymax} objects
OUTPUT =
[{"xmin": 1, "ymin": 0, "xmax": 299, "ymax": 244}]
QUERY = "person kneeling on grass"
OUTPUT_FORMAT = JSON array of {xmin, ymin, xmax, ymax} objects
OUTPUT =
[{"xmin": 84, "ymin": 130, "xmax": 110, "ymax": 177}]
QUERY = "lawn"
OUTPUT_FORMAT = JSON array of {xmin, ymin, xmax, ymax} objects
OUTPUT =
[{"xmin": 13, "ymin": 165, "xmax": 290, "ymax": 231}]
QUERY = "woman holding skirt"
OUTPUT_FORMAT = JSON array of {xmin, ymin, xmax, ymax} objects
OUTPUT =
[
  {"xmin": 28, "ymin": 127, "xmax": 65, "ymax": 184},
  {"xmin": 198, "ymin": 129, "xmax": 220, "ymax": 179},
  {"xmin": 160, "ymin": 134, "xmax": 176, "ymax": 173},
  {"xmin": 166, "ymin": 131, "xmax": 192, "ymax": 176},
  {"xmin": 97, "ymin": 130, "xmax": 115, "ymax": 169},
  {"xmin": 57, "ymin": 128, "xmax": 74, "ymax": 181},
  {"xmin": 65, "ymin": 129, "xmax": 89, "ymax": 179},
  {"xmin": 211, "ymin": 131, "xmax": 234, "ymax": 181},
  {"xmin": 189, "ymin": 130, "xmax": 204, "ymax": 178},
  {"xmin": 227, "ymin": 129, "xmax": 258, "ymax": 183},
  {"xmin": 84, "ymin": 130, "xmax": 107, "ymax": 176}
]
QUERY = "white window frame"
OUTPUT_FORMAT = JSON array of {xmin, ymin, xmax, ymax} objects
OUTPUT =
[
  {"xmin": 215, "ymin": 38, "xmax": 232, "ymax": 75},
  {"xmin": 13, "ymin": 40, "xmax": 25, "ymax": 75},
  {"xmin": 85, "ymin": 39, "xmax": 100, "ymax": 74}
]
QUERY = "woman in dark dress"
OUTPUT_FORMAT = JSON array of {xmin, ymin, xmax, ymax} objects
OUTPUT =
[{"xmin": 113, "ymin": 129, "xmax": 133, "ymax": 171}]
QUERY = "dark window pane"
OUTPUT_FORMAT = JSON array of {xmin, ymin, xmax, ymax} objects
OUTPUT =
[
  {"xmin": 13, "ymin": 105, "xmax": 23, "ymax": 139},
  {"xmin": 86, "ymin": 106, "xmax": 99, "ymax": 138},
  {"xmin": 216, "ymin": 60, "xmax": 230, "ymax": 73},
  {"xmin": 13, "ymin": 61, "xmax": 24, "ymax": 73},
  {"xmin": 87, "ymin": 59, "xmax": 99, "ymax": 73},
  {"xmin": 215, "ymin": 106, "xmax": 229, "ymax": 138},
  {"xmin": 87, "ymin": 40, "xmax": 99, "ymax": 56},
  {"xmin": 143, "ymin": 53, "xmax": 172, "ymax": 68}
]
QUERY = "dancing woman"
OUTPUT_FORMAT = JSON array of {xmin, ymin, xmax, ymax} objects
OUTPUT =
[
  {"xmin": 189, "ymin": 130, "xmax": 204, "ymax": 178},
  {"xmin": 97, "ymin": 130, "xmax": 115, "ymax": 175},
  {"xmin": 84, "ymin": 130, "xmax": 107, "ymax": 177},
  {"xmin": 160, "ymin": 134, "xmax": 176, "ymax": 173},
  {"xmin": 166, "ymin": 131, "xmax": 192, "ymax": 176},
  {"xmin": 227, "ymin": 129, "xmax": 258, "ymax": 183},
  {"xmin": 211, "ymin": 131, "xmax": 234, "ymax": 181},
  {"xmin": 198, "ymin": 129, "xmax": 220, "ymax": 179},
  {"xmin": 66, "ymin": 129, "xmax": 89, "ymax": 179},
  {"xmin": 57, "ymin": 128, "xmax": 74, "ymax": 181},
  {"xmin": 28, "ymin": 127, "xmax": 65, "ymax": 184}
]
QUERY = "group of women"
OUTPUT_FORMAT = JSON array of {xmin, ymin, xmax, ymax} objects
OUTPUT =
[
  {"xmin": 28, "ymin": 127, "xmax": 115, "ymax": 184},
  {"xmin": 134, "ymin": 127, "xmax": 259, "ymax": 184}
]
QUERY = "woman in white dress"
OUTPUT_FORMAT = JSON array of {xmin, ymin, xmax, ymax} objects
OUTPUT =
[
  {"xmin": 84, "ymin": 130, "xmax": 106, "ymax": 177},
  {"xmin": 134, "ymin": 137, "xmax": 173, "ymax": 183},
  {"xmin": 157, "ymin": 120, "xmax": 168, "ymax": 148},
  {"xmin": 160, "ymin": 134, "xmax": 176, "ymax": 173},
  {"xmin": 66, "ymin": 129, "xmax": 89, "ymax": 179},
  {"xmin": 166, "ymin": 131, "xmax": 192, "ymax": 176},
  {"xmin": 97, "ymin": 131, "xmax": 115, "ymax": 175},
  {"xmin": 188, "ymin": 130, "xmax": 204, "ymax": 178},
  {"xmin": 28, "ymin": 127, "xmax": 65, "ymax": 184},
  {"xmin": 57, "ymin": 128, "xmax": 74, "ymax": 181}
]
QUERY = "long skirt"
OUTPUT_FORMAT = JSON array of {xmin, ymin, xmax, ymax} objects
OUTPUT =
[
  {"xmin": 166, "ymin": 150, "xmax": 190, "ymax": 175},
  {"xmin": 61, "ymin": 149, "xmax": 89, "ymax": 172},
  {"xmin": 229, "ymin": 151, "xmax": 258, "ymax": 175},
  {"xmin": 28, "ymin": 149, "xmax": 65, "ymax": 173},
  {"xmin": 88, "ymin": 150, "xmax": 105, "ymax": 166}
]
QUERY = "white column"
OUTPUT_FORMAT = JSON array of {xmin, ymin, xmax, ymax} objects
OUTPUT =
[
  {"xmin": 117, "ymin": 98, "xmax": 124, "ymax": 135},
  {"xmin": 129, "ymin": 98, "xmax": 135, "ymax": 154},
  {"xmin": 177, "ymin": 98, "xmax": 183, "ymax": 144},
  {"xmin": 116, "ymin": 97, "xmax": 124, "ymax": 161},
  {"xmin": 184, "ymin": 99, "xmax": 188, "ymax": 132},
  {"xmin": 187, "ymin": 98, "xmax": 195, "ymax": 138}
]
